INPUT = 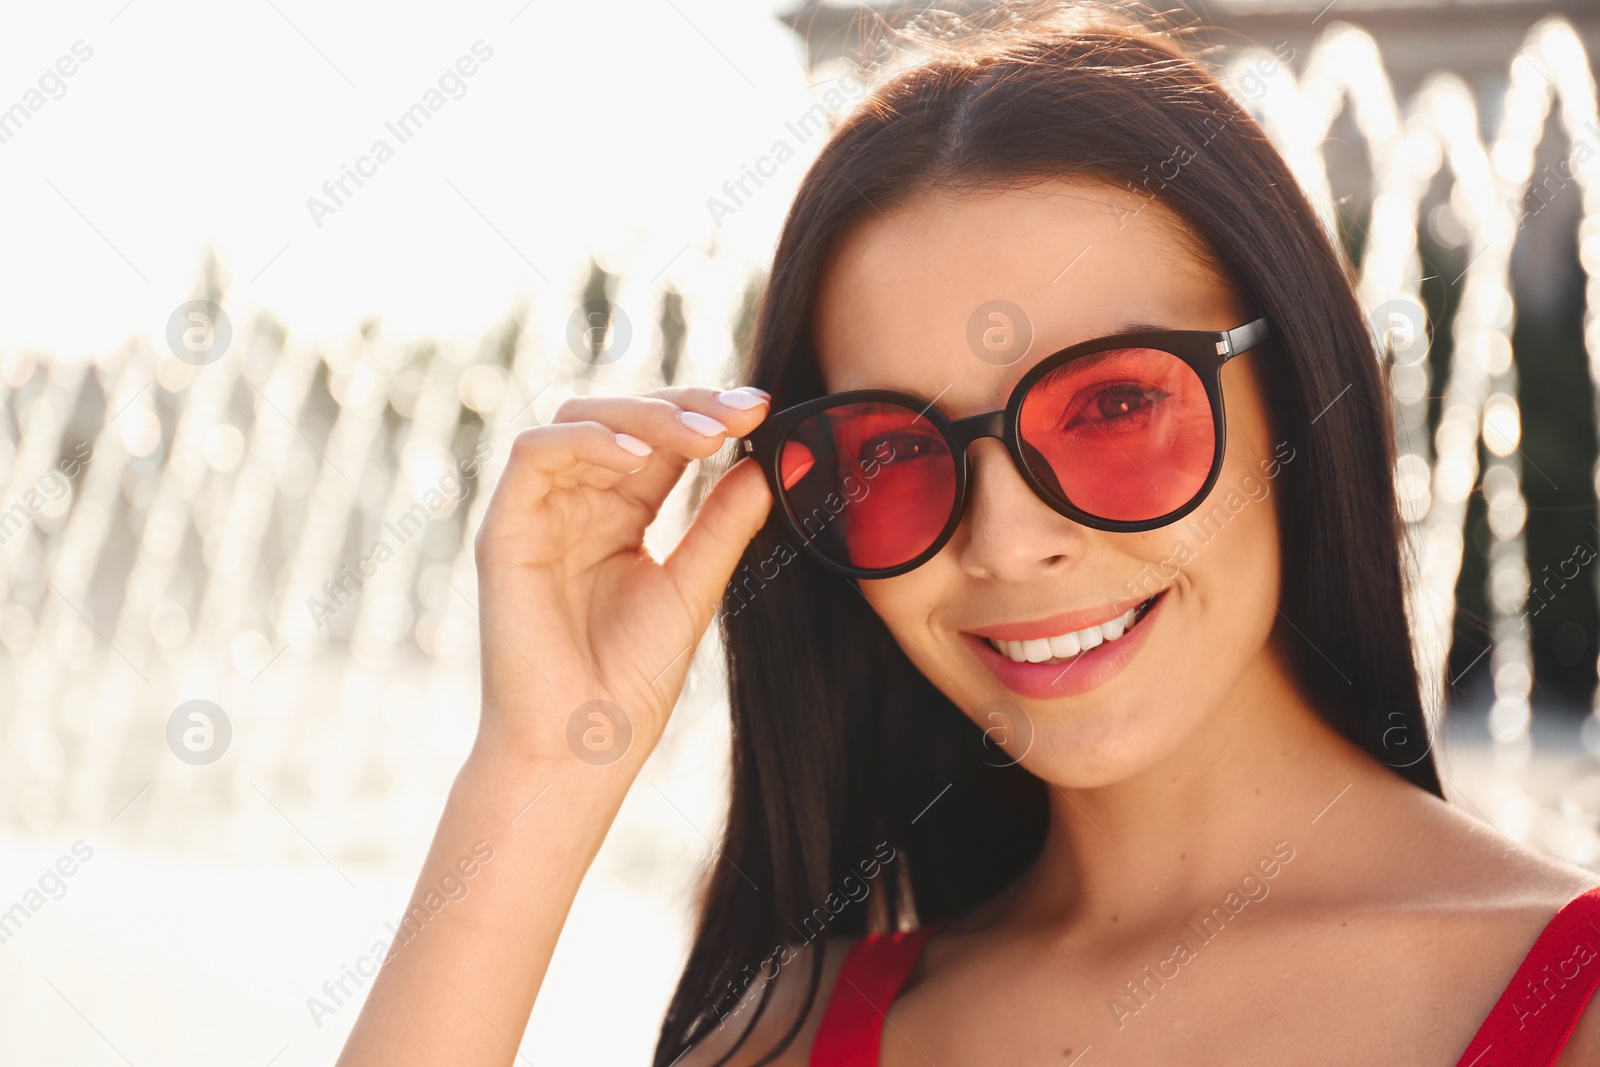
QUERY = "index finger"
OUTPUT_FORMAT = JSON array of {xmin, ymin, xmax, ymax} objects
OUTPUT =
[{"xmin": 565, "ymin": 385, "xmax": 772, "ymax": 512}]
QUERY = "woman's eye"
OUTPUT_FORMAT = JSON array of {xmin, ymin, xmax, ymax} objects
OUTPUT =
[
  {"xmin": 1063, "ymin": 383, "xmax": 1168, "ymax": 428},
  {"xmin": 859, "ymin": 430, "xmax": 939, "ymax": 465}
]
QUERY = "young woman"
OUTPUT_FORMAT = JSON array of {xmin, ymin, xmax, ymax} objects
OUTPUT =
[{"xmin": 337, "ymin": 4, "xmax": 1600, "ymax": 1065}]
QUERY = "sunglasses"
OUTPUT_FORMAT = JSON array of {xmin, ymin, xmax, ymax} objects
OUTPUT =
[{"xmin": 740, "ymin": 317, "xmax": 1271, "ymax": 579}]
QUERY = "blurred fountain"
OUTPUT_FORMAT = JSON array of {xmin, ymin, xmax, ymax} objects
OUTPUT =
[
  {"xmin": 0, "ymin": 236, "xmax": 753, "ymax": 872},
  {"xmin": 1226, "ymin": 15, "xmax": 1600, "ymax": 865}
]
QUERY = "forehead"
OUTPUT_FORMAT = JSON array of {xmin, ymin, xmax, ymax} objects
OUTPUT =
[{"xmin": 810, "ymin": 177, "xmax": 1242, "ymax": 405}]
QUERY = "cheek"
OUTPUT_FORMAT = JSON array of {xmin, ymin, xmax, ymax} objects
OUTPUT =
[
  {"xmin": 1188, "ymin": 486, "xmax": 1281, "ymax": 607},
  {"xmin": 1162, "ymin": 444, "xmax": 1285, "ymax": 676},
  {"xmin": 857, "ymin": 568, "xmax": 946, "ymax": 641}
]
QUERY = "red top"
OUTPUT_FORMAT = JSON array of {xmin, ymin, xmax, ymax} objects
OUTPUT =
[{"xmin": 810, "ymin": 886, "xmax": 1600, "ymax": 1066}]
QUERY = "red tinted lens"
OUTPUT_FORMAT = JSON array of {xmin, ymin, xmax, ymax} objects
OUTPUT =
[
  {"xmin": 776, "ymin": 402, "xmax": 956, "ymax": 571},
  {"xmin": 1018, "ymin": 347, "xmax": 1214, "ymax": 521}
]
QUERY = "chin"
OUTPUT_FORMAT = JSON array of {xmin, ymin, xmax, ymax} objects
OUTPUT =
[
  {"xmin": 975, "ymin": 654, "xmax": 1229, "ymax": 791},
  {"xmin": 1011, "ymin": 700, "xmax": 1184, "ymax": 789}
]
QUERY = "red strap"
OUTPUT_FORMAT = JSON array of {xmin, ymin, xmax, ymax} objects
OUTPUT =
[
  {"xmin": 1456, "ymin": 885, "xmax": 1600, "ymax": 1066},
  {"xmin": 810, "ymin": 920, "xmax": 944, "ymax": 1067}
]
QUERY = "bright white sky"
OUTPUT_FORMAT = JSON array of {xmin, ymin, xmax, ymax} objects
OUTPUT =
[{"xmin": 0, "ymin": 0, "xmax": 825, "ymax": 358}]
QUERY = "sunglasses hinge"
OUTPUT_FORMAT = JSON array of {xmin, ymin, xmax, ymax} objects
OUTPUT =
[{"xmin": 1219, "ymin": 318, "xmax": 1270, "ymax": 362}]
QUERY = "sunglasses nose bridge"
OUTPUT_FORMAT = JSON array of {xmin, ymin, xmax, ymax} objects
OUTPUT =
[
  {"xmin": 946, "ymin": 406, "xmax": 1049, "ymax": 510},
  {"xmin": 946, "ymin": 409, "xmax": 1007, "ymax": 450}
]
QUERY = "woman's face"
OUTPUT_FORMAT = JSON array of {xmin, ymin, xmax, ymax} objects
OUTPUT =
[{"xmin": 811, "ymin": 177, "xmax": 1291, "ymax": 788}]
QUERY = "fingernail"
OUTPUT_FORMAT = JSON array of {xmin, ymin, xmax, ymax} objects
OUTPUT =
[
  {"xmin": 615, "ymin": 433, "xmax": 652, "ymax": 457},
  {"xmin": 717, "ymin": 388, "xmax": 768, "ymax": 410},
  {"xmin": 744, "ymin": 386, "xmax": 772, "ymax": 400},
  {"xmin": 679, "ymin": 411, "xmax": 729, "ymax": 437}
]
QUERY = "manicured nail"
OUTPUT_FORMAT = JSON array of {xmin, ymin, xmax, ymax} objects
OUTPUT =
[
  {"xmin": 717, "ymin": 388, "xmax": 768, "ymax": 410},
  {"xmin": 679, "ymin": 411, "xmax": 729, "ymax": 436},
  {"xmin": 615, "ymin": 433, "xmax": 652, "ymax": 457}
]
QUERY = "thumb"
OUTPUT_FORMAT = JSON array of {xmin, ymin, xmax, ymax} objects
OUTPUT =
[{"xmin": 662, "ymin": 456, "xmax": 774, "ymax": 630}]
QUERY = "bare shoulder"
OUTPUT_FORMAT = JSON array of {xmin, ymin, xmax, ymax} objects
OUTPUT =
[
  {"xmin": 674, "ymin": 935, "xmax": 860, "ymax": 1067},
  {"xmin": 1345, "ymin": 780, "xmax": 1600, "ymax": 1054},
  {"xmin": 1445, "ymin": 793, "xmax": 1600, "ymax": 1067},
  {"xmin": 1345, "ymin": 782, "xmax": 1600, "ymax": 946},
  {"xmin": 1397, "ymin": 783, "xmax": 1600, "ymax": 904}
]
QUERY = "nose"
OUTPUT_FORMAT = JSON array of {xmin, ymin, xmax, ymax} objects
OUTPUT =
[{"xmin": 953, "ymin": 438, "xmax": 1089, "ymax": 581}]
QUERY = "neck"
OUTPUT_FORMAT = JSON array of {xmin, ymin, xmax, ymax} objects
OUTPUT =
[{"xmin": 1000, "ymin": 644, "xmax": 1405, "ymax": 930}]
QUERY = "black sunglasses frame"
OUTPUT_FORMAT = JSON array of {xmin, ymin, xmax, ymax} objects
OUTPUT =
[{"xmin": 741, "ymin": 317, "xmax": 1271, "ymax": 579}]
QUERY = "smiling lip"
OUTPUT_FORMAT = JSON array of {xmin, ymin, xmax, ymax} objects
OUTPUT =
[
  {"xmin": 964, "ymin": 590, "xmax": 1166, "ymax": 700},
  {"xmin": 965, "ymin": 592, "xmax": 1154, "ymax": 643}
]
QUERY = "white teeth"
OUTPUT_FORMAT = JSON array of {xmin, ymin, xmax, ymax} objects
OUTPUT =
[
  {"xmin": 1047, "ymin": 631, "xmax": 1080, "ymax": 659},
  {"xmin": 987, "ymin": 604, "xmax": 1146, "ymax": 663},
  {"xmin": 1021, "ymin": 638, "xmax": 1054, "ymax": 664}
]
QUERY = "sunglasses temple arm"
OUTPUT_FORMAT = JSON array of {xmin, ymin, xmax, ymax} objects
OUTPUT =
[{"xmin": 1220, "ymin": 318, "xmax": 1270, "ymax": 360}]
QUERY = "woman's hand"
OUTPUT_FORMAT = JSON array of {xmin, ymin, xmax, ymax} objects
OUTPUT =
[
  {"xmin": 337, "ymin": 388, "xmax": 775, "ymax": 1067},
  {"xmin": 470, "ymin": 385, "xmax": 774, "ymax": 773}
]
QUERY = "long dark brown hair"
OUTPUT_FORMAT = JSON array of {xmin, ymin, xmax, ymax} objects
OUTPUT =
[{"xmin": 654, "ymin": 4, "xmax": 1443, "ymax": 1064}]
